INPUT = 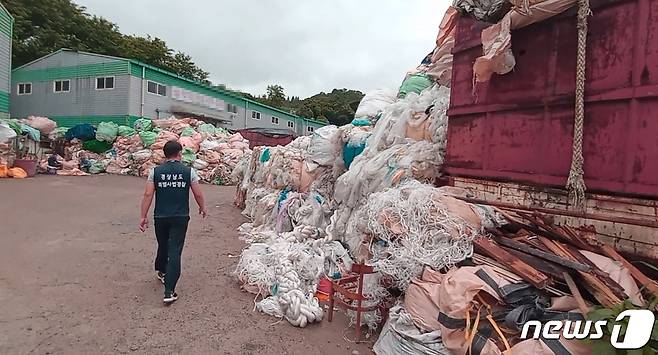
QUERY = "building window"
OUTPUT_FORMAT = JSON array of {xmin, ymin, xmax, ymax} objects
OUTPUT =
[
  {"xmin": 307, "ymin": 126, "xmax": 314, "ymax": 133},
  {"xmin": 54, "ymin": 80, "xmax": 70, "ymax": 93},
  {"xmin": 96, "ymin": 76, "xmax": 115, "ymax": 90},
  {"xmin": 17, "ymin": 83, "xmax": 32, "ymax": 95},
  {"xmin": 287, "ymin": 121, "xmax": 294, "ymax": 128},
  {"xmin": 147, "ymin": 81, "xmax": 167, "ymax": 96},
  {"xmin": 251, "ymin": 111, "xmax": 261, "ymax": 120},
  {"xmin": 226, "ymin": 103, "xmax": 238, "ymax": 114},
  {"xmin": 271, "ymin": 116, "xmax": 279, "ymax": 125}
]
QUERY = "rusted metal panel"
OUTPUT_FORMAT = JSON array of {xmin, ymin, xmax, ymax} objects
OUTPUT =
[
  {"xmin": 446, "ymin": 0, "xmax": 658, "ymax": 198},
  {"xmin": 237, "ymin": 129, "xmax": 293, "ymax": 149},
  {"xmin": 450, "ymin": 177, "xmax": 658, "ymax": 259}
]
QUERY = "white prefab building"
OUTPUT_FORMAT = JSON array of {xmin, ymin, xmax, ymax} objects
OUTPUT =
[{"xmin": 10, "ymin": 49, "xmax": 326, "ymax": 134}]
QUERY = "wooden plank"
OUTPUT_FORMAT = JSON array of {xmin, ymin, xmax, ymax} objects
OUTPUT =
[
  {"xmin": 474, "ymin": 238, "xmax": 551, "ymax": 289},
  {"xmin": 503, "ymin": 247, "xmax": 568, "ymax": 281},
  {"xmin": 540, "ymin": 237, "xmax": 622, "ymax": 307},
  {"xmin": 599, "ymin": 244, "xmax": 658, "ymax": 294},
  {"xmin": 563, "ymin": 272, "xmax": 591, "ymax": 315},
  {"xmin": 555, "ymin": 225, "xmax": 595, "ymax": 251},
  {"xmin": 511, "ymin": 212, "xmax": 578, "ymax": 246},
  {"xmin": 495, "ymin": 236, "xmax": 591, "ymax": 272},
  {"xmin": 560, "ymin": 243, "xmax": 628, "ymax": 299}
]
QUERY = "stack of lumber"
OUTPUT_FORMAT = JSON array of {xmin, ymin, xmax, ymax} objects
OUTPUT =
[{"xmin": 471, "ymin": 210, "xmax": 658, "ymax": 310}]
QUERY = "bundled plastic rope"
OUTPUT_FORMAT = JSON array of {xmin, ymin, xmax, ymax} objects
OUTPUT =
[
  {"xmin": 362, "ymin": 180, "xmax": 482, "ymax": 290},
  {"xmin": 235, "ymin": 225, "xmax": 331, "ymax": 327},
  {"xmin": 232, "ymin": 84, "xmax": 464, "ymax": 331}
]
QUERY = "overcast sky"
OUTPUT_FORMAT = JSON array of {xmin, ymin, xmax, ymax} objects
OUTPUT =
[{"xmin": 74, "ymin": 0, "xmax": 449, "ymax": 98}]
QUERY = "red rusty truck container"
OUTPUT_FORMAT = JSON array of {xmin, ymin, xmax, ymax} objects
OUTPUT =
[
  {"xmin": 445, "ymin": 0, "xmax": 658, "ymax": 258},
  {"xmin": 238, "ymin": 128, "xmax": 295, "ymax": 149}
]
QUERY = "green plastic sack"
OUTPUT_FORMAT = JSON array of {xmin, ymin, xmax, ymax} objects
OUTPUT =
[
  {"xmin": 198, "ymin": 123, "xmax": 217, "ymax": 135},
  {"xmin": 260, "ymin": 148, "xmax": 271, "ymax": 162},
  {"xmin": 20, "ymin": 124, "xmax": 41, "ymax": 141},
  {"xmin": 180, "ymin": 127, "xmax": 196, "ymax": 137},
  {"xmin": 133, "ymin": 118, "xmax": 153, "ymax": 132},
  {"xmin": 351, "ymin": 118, "xmax": 372, "ymax": 126},
  {"xmin": 96, "ymin": 122, "xmax": 119, "ymax": 142},
  {"xmin": 83, "ymin": 139, "xmax": 113, "ymax": 154},
  {"xmin": 398, "ymin": 73, "xmax": 433, "ymax": 98},
  {"xmin": 117, "ymin": 125, "xmax": 136, "ymax": 137},
  {"xmin": 89, "ymin": 160, "xmax": 107, "ymax": 174},
  {"xmin": 3, "ymin": 119, "xmax": 22, "ymax": 134},
  {"xmin": 181, "ymin": 148, "xmax": 196, "ymax": 165},
  {"xmin": 139, "ymin": 131, "xmax": 157, "ymax": 147}
]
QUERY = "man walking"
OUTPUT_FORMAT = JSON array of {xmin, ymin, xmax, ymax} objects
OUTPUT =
[{"xmin": 139, "ymin": 140, "xmax": 207, "ymax": 304}]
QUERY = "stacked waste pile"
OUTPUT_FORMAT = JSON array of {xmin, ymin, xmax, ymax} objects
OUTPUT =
[
  {"xmin": 0, "ymin": 116, "xmax": 60, "ymax": 162},
  {"xmin": 40, "ymin": 117, "xmax": 251, "ymax": 184},
  {"xmin": 232, "ymin": 83, "xmax": 473, "ymax": 328},
  {"xmin": 0, "ymin": 120, "xmax": 17, "ymax": 166},
  {"xmin": 0, "ymin": 116, "xmax": 61, "ymax": 177},
  {"xmin": 232, "ymin": 120, "xmax": 378, "ymax": 328},
  {"xmin": 377, "ymin": 203, "xmax": 658, "ymax": 355},
  {"xmin": 229, "ymin": 3, "xmax": 487, "ymax": 331},
  {"xmin": 231, "ymin": 4, "xmax": 658, "ymax": 355}
]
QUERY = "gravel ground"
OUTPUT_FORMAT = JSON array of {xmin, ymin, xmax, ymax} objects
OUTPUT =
[{"xmin": 0, "ymin": 175, "xmax": 374, "ymax": 355}]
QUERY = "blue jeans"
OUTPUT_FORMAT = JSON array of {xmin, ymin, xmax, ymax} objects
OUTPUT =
[{"xmin": 154, "ymin": 216, "xmax": 190, "ymax": 295}]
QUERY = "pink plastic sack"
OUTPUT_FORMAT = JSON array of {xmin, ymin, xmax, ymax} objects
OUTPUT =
[
  {"xmin": 230, "ymin": 141, "xmax": 250, "ymax": 150},
  {"xmin": 178, "ymin": 137, "xmax": 199, "ymax": 152},
  {"xmin": 228, "ymin": 133, "xmax": 244, "ymax": 143},
  {"xmin": 427, "ymin": 6, "xmax": 458, "ymax": 86},
  {"xmin": 151, "ymin": 131, "xmax": 180, "ymax": 150},
  {"xmin": 152, "ymin": 117, "xmax": 179, "ymax": 129},
  {"xmin": 198, "ymin": 150, "xmax": 222, "ymax": 164},
  {"xmin": 22, "ymin": 116, "xmax": 58, "ymax": 135},
  {"xmin": 221, "ymin": 148, "xmax": 244, "ymax": 160},
  {"xmin": 404, "ymin": 267, "xmax": 444, "ymax": 332},
  {"xmin": 474, "ymin": 0, "xmax": 577, "ymax": 83}
]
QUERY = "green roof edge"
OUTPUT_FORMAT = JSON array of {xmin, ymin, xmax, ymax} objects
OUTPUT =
[
  {"xmin": 128, "ymin": 59, "xmax": 324, "ymax": 123},
  {"xmin": 13, "ymin": 49, "xmax": 330, "ymax": 126}
]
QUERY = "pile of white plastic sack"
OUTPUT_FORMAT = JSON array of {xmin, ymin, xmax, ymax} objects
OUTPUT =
[
  {"xmin": 228, "ymin": 6, "xmax": 533, "ymax": 345},
  {"xmin": 0, "ymin": 116, "xmax": 62, "ymax": 166},
  {"xmin": 44, "ymin": 116, "xmax": 251, "ymax": 184},
  {"xmin": 229, "ymin": 3, "xmax": 629, "ymax": 354},
  {"xmin": 0, "ymin": 121, "xmax": 16, "ymax": 166},
  {"xmin": 231, "ymin": 81, "xmax": 506, "ymax": 334}
]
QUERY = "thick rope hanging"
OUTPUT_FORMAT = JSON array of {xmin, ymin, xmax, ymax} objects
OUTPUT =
[{"xmin": 566, "ymin": 0, "xmax": 590, "ymax": 210}]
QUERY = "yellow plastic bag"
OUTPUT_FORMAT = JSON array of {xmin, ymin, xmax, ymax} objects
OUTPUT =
[{"xmin": 8, "ymin": 167, "xmax": 27, "ymax": 179}]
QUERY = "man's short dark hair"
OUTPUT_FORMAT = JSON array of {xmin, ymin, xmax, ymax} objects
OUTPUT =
[{"xmin": 163, "ymin": 140, "xmax": 183, "ymax": 158}]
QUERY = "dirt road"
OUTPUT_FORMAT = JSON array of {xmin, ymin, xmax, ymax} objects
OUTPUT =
[{"xmin": 0, "ymin": 175, "xmax": 373, "ymax": 355}]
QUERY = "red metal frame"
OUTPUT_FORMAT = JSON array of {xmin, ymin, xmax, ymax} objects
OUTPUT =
[
  {"xmin": 446, "ymin": 0, "xmax": 658, "ymax": 199},
  {"xmin": 327, "ymin": 264, "xmax": 386, "ymax": 343}
]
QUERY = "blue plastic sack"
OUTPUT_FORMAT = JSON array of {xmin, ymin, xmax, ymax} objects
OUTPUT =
[
  {"xmin": 260, "ymin": 148, "xmax": 271, "ymax": 163},
  {"xmin": 342, "ymin": 142, "xmax": 366, "ymax": 169},
  {"xmin": 351, "ymin": 118, "xmax": 372, "ymax": 127},
  {"xmin": 278, "ymin": 188, "xmax": 290, "ymax": 209},
  {"xmin": 65, "ymin": 123, "xmax": 96, "ymax": 141},
  {"xmin": 20, "ymin": 124, "xmax": 41, "ymax": 141}
]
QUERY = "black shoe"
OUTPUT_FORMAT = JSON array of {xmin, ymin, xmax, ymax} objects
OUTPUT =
[
  {"xmin": 156, "ymin": 271, "xmax": 165, "ymax": 284},
  {"xmin": 163, "ymin": 292, "xmax": 178, "ymax": 304}
]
